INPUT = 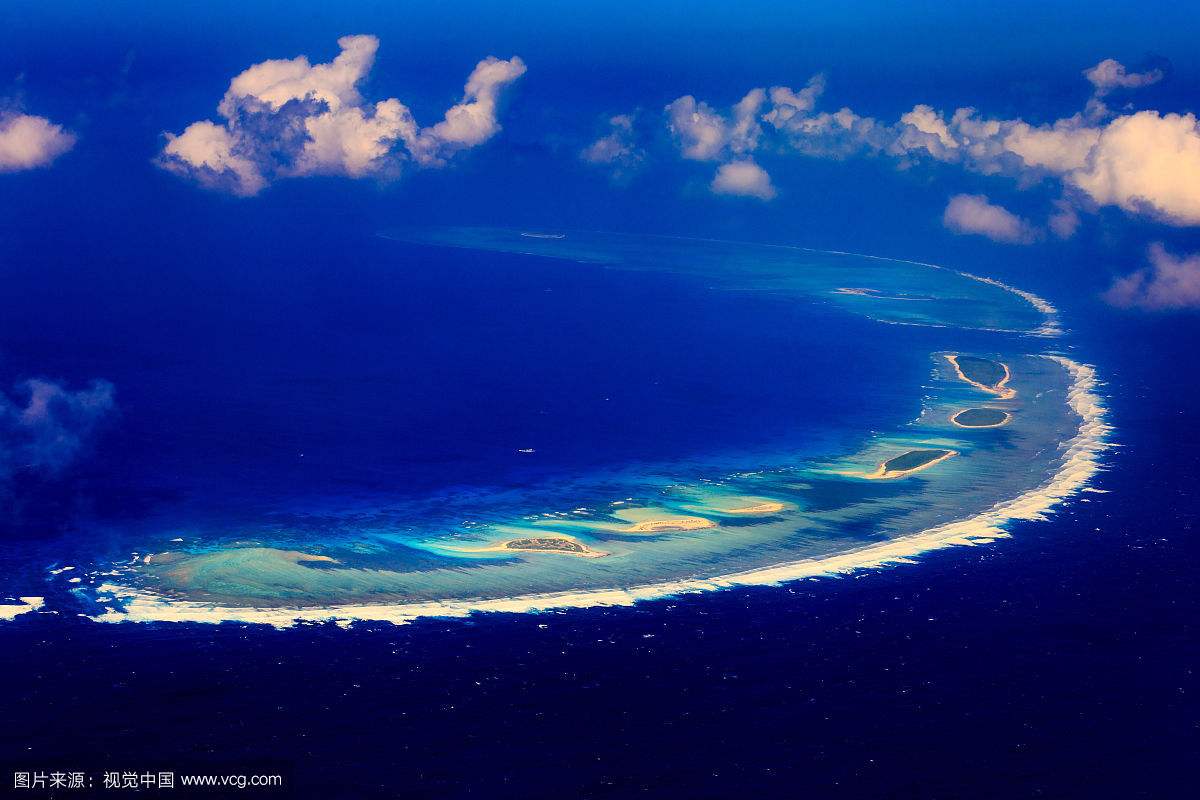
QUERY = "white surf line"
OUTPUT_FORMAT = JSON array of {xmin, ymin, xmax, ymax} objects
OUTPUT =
[
  {"xmin": 87, "ymin": 355, "xmax": 1109, "ymax": 629},
  {"xmin": 594, "ymin": 230, "xmax": 1064, "ymax": 339},
  {"xmin": 794, "ymin": 245, "xmax": 1062, "ymax": 338},
  {"xmin": 950, "ymin": 270, "xmax": 1063, "ymax": 338},
  {"xmin": 683, "ymin": 236, "xmax": 1065, "ymax": 339}
]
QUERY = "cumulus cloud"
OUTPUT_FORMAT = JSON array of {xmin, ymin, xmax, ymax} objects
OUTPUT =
[
  {"xmin": 728, "ymin": 89, "xmax": 767, "ymax": 155},
  {"xmin": 1067, "ymin": 111, "xmax": 1200, "ymax": 225},
  {"xmin": 763, "ymin": 97, "xmax": 1105, "ymax": 180},
  {"xmin": 665, "ymin": 95, "xmax": 731, "ymax": 161},
  {"xmin": 664, "ymin": 88, "xmax": 769, "ymax": 162},
  {"xmin": 1001, "ymin": 117, "xmax": 1100, "ymax": 174},
  {"xmin": 1048, "ymin": 197, "xmax": 1082, "ymax": 239},
  {"xmin": 1104, "ymin": 243, "xmax": 1200, "ymax": 310},
  {"xmin": 711, "ymin": 159, "xmax": 776, "ymax": 200},
  {"xmin": 161, "ymin": 120, "xmax": 266, "ymax": 195},
  {"xmin": 0, "ymin": 379, "xmax": 115, "ymax": 481},
  {"xmin": 0, "ymin": 112, "xmax": 76, "ymax": 172},
  {"xmin": 660, "ymin": 58, "xmax": 1197, "ymax": 230},
  {"xmin": 761, "ymin": 75, "xmax": 826, "ymax": 130},
  {"xmin": 1084, "ymin": 58, "xmax": 1164, "ymax": 96},
  {"xmin": 159, "ymin": 35, "xmax": 525, "ymax": 195},
  {"xmin": 942, "ymin": 194, "xmax": 1039, "ymax": 244},
  {"xmin": 766, "ymin": 103, "xmax": 892, "ymax": 160},
  {"xmin": 406, "ymin": 55, "xmax": 528, "ymax": 167},
  {"xmin": 898, "ymin": 104, "xmax": 957, "ymax": 156},
  {"xmin": 581, "ymin": 114, "xmax": 644, "ymax": 177},
  {"xmin": 663, "ymin": 89, "xmax": 779, "ymax": 199}
]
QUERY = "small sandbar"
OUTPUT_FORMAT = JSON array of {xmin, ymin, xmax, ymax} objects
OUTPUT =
[
  {"xmin": 946, "ymin": 354, "xmax": 1015, "ymax": 398},
  {"xmin": 865, "ymin": 448, "xmax": 958, "ymax": 479},
  {"xmin": 724, "ymin": 501, "xmax": 788, "ymax": 514},
  {"xmin": 951, "ymin": 408, "xmax": 1012, "ymax": 428},
  {"xmin": 680, "ymin": 494, "xmax": 792, "ymax": 516},
  {"xmin": 615, "ymin": 508, "xmax": 715, "ymax": 530},
  {"xmin": 540, "ymin": 507, "xmax": 718, "ymax": 536}
]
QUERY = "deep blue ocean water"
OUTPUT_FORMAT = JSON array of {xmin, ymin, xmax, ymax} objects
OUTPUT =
[
  {"xmin": 0, "ymin": 252, "xmax": 1195, "ymax": 798},
  {"xmin": 2, "ymin": 223, "xmax": 1079, "ymax": 614},
  {"xmin": 2, "ymin": 3, "xmax": 1198, "ymax": 795},
  {"xmin": 0, "ymin": 223, "xmax": 934, "ymax": 591},
  {"xmin": 0, "ymin": 121, "xmax": 1190, "ymax": 798},
  {"xmin": 1, "ymin": 369, "xmax": 1196, "ymax": 800}
]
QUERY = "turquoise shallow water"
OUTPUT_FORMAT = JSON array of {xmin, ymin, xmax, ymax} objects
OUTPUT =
[{"xmin": 26, "ymin": 230, "xmax": 1099, "ymax": 621}]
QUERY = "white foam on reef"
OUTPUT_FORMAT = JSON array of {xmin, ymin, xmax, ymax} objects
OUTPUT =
[
  {"xmin": 952, "ymin": 270, "xmax": 1063, "ymax": 338},
  {"xmin": 692, "ymin": 238, "xmax": 1065, "ymax": 339},
  {"xmin": 810, "ymin": 246, "xmax": 1063, "ymax": 338},
  {"xmin": 0, "ymin": 597, "xmax": 45, "ymax": 621},
  {"xmin": 86, "ymin": 356, "xmax": 1110, "ymax": 629}
]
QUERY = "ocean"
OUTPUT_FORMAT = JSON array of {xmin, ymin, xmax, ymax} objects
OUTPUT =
[
  {"xmin": 3, "ymin": 223, "xmax": 1190, "ymax": 797},
  {"xmin": 0, "ymin": 328, "xmax": 1194, "ymax": 797},
  {"xmin": 2, "ymin": 4, "xmax": 1198, "ymax": 789},
  {"xmin": 0, "ymin": 226, "xmax": 1101, "ymax": 623}
]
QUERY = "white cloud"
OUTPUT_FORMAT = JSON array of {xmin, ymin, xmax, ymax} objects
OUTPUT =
[
  {"xmin": 663, "ymin": 60, "xmax": 1199, "ymax": 231},
  {"xmin": 407, "ymin": 55, "xmax": 527, "ymax": 166},
  {"xmin": 942, "ymin": 194, "xmax": 1038, "ymax": 244},
  {"xmin": 161, "ymin": 120, "xmax": 266, "ymax": 195},
  {"xmin": 665, "ymin": 95, "xmax": 729, "ymax": 161},
  {"xmin": 581, "ymin": 114, "xmax": 644, "ymax": 177},
  {"xmin": 665, "ymin": 90, "xmax": 780, "ymax": 198},
  {"xmin": 711, "ymin": 159, "xmax": 775, "ymax": 200},
  {"xmin": 1001, "ymin": 118, "xmax": 1100, "ymax": 174},
  {"xmin": 768, "ymin": 104, "xmax": 891, "ymax": 160},
  {"xmin": 898, "ymin": 104, "xmax": 957, "ymax": 157},
  {"xmin": 1084, "ymin": 58, "xmax": 1164, "ymax": 96},
  {"xmin": 762, "ymin": 75, "xmax": 826, "ymax": 128},
  {"xmin": 218, "ymin": 33, "xmax": 377, "ymax": 116},
  {"xmin": 728, "ymin": 89, "xmax": 766, "ymax": 155},
  {"xmin": 0, "ymin": 379, "xmax": 115, "ymax": 481},
  {"xmin": 664, "ymin": 88, "xmax": 771, "ymax": 162},
  {"xmin": 910, "ymin": 108, "xmax": 1200, "ymax": 228},
  {"xmin": 1067, "ymin": 111, "xmax": 1200, "ymax": 225},
  {"xmin": 0, "ymin": 113, "xmax": 76, "ymax": 172},
  {"xmin": 159, "ymin": 35, "xmax": 525, "ymax": 195},
  {"xmin": 1048, "ymin": 198, "xmax": 1081, "ymax": 239},
  {"xmin": 884, "ymin": 107, "xmax": 1104, "ymax": 178},
  {"xmin": 295, "ymin": 98, "xmax": 414, "ymax": 178},
  {"xmin": 1105, "ymin": 243, "xmax": 1200, "ymax": 310}
]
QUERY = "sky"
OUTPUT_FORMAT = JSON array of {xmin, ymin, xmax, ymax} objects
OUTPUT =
[{"xmin": 1, "ymin": 1, "xmax": 1199, "ymax": 486}]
